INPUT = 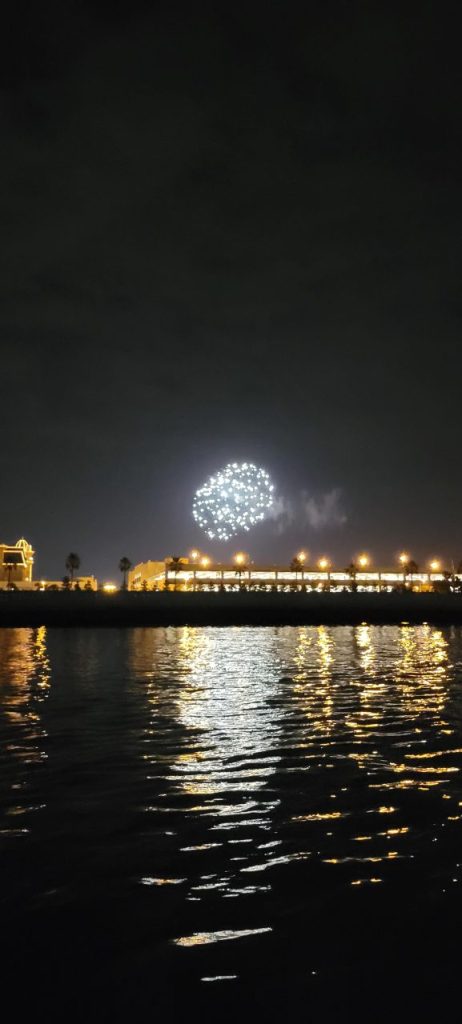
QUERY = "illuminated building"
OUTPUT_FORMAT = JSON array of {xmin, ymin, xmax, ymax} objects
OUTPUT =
[
  {"xmin": 128, "ymin": 556, "xmax": 457, "ymax": 593},
  {"xmin": 0, "ymin": 538, "xmax": 34, "ymax": 588},
  {"xmin": 34, "ymin": 575, "xmax": 98, "ymax": 591},
  {"xmin": 128, "ymin": 560, "xmax": 167, "ymax": 590},
  {"xmin": 68, "ymin": 576, "xmax": 98, "ymax": 591}
]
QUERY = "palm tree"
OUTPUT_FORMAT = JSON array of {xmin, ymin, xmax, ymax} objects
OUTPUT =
[
  {"xmin": 65, "ymin": 553, "xmax": 80, "ymax": 585},
  {"xmin": 290, "ymin": 556, "xmax": 304, "ymax": 580},
  {"xmin": 119, "ymin": 557, "xmax": 132, "ymax": 590},
  {"xmin": 235, "ymin": 560, "xmax": 249, "ymax": 588},
  {"xmin": 167, "ymin": 556, "xmax": 182, "ymax": 590},
  {"xmin": 345, "ymin": 562, "xmax": 357, "ymax": 592},
  {"xmin": 401, "ymin": 558, "xmax": 418, "ymax": 587}
]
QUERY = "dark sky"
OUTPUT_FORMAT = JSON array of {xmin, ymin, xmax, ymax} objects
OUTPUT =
[{"xmin": 2, "ymin": 1, "xmax": 461, "ymax": 580}]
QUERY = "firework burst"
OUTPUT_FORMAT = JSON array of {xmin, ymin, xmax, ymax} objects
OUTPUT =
[{"xmin": 192, "ymin": 462, "xmax": 274, "ymax": 541}]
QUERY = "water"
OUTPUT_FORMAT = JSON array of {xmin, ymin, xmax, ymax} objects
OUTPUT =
[{"xmin": 1, "ymin": 624, "xmax": 462, "ymax": 1021}]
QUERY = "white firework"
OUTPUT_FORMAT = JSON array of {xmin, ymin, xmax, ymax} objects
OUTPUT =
[{"xmin": 192, "ymin": 462, "xmax": 275, "ymax": 541}]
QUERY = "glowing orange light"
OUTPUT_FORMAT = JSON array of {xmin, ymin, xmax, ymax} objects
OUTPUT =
[
  {"xmin": 297, "ymin": 551, "xmax": 307, "ymax": 563},
  {"xmin": 200, "ymin": 557, "xmax": 210, "ymax": 568},
  {"xmin": 429, "ymin": 560, "xmax": 440, "ymax": 572},
  {"xmin": 399, "ymin": 553, "xmax": 409, "ymax": 565},
  {"xmin": 318, "ymin": 558, "xmax": 330, "ymax": 571},
  {"xmin": 190, "ymin": 549, "xmax": 200, "ymax": 561},
  {"xmin": 358, "ymin": 554, "xmax": 369, "ymax": 568},
  {"xmin": 234, "ymin": 552, "xmax": 246, "ymax": 565}
]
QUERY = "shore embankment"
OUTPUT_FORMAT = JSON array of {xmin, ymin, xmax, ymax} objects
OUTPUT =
[{"xmin": 1, "ymin": 590, "xmax": 462, "ymax": 627}]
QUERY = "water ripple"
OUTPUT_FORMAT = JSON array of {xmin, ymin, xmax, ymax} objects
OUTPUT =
[{"xmin": 2, "ymin": 624, "xmax": 462, "ymax": 1005}]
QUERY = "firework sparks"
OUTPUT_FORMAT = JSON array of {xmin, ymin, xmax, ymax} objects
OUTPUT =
[{"xmin": 192, "ymin": 462, "xmax": 274, "ymax": 541}]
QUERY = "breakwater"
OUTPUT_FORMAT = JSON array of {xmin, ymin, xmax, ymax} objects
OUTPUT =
[{"xmin": 1, "ymin": 590, "xmax": 462, "ymax": 627}]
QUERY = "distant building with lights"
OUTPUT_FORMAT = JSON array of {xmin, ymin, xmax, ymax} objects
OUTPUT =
[
  {"xmin": 35, "ymin": 576, "xmax": 99, "ymax": 592},
  {"xmin": 128, "ymin": 557, "xmax": 454, "ymax": 593},
  {"xmin": 0, "ymin": 538, "xmax": 34, "ymax": 588},
  {"xmin": 128, "ymin": 560, "xmax": 167, "ymax": 590},
  {"xmin": 0, "ymin": 539, "xmax": 100, "ymax": 591}
]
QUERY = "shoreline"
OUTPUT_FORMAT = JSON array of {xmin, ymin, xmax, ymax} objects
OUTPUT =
[{"xmin": 1, "ymin": 591, "xmax": 462, "ymax": 627}]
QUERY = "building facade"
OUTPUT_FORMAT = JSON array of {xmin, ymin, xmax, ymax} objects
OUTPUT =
[
  {"xmin": 129, "ymin": 557, "xmax": 454, "ymax": 593},
  {"xmin": 128, "ymin": 560, "xmax": 167, "ymax": 590},
  {"xmin": 0, "ymin": 538, "xmax": 34, "ymax": 588}
]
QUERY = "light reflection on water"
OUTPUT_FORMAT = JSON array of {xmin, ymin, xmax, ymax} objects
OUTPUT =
[
  {"xmin": 2, "ymin": 623, "xmax": 462, "ymax": 1008},
  {"xmin": 0, "ymin": 628, "xmax": 50, "ymax": 837},
  {"xmin": 126, "ymin": 625, "xmax": 462, "ymax": 911}
]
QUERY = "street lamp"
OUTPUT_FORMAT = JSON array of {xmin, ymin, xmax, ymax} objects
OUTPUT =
[
  {"xmin": 290, "ymin": 551, "xmax": 306, "ymax": 582},
  {"xmin": 233, "ymin": 552, "xmax": 249, "ymax": 588},
  {"xmin": 318, "ymin": 556, "xmax": 330, "ymax": 591},
  {"xmin": 399, "ymin": 553, "xmax": 410, "ymax": 581},
  {"xmin": 429, "ymin": 559, "xmax": 440, "ymax": 573},
  {"xmin": 201, "ymin": 556, "xmax": 210, "ymax": 568},
  {"xmin": 358, "ymin": 554, "xmax": 369, "ymax": 569},
  {"xmin": 190, "ymin": 549, "xmax": 200, "ymax": 562}
]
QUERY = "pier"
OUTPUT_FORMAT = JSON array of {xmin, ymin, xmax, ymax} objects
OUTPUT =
[{"xmin": 2, "ymin": 589, "xmax": 462, "ymax": 627}]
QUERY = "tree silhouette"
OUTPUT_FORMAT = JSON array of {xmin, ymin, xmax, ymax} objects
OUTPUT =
[
  {"xmin": 119, "ymin": 557, "xmax": 132, "ymax": 589},
  {"xmin": 234, "ymin": 560, "xmax": 249, "ymax": 588},
  {"xmin": 290, "ymin": 556, "xmax": 304, "ymax": 580},
  {"xmin": 65, "ymin": 553, "xmax": 80, "ymax": 584},
  {"xmin": 345, "ymin": 562, "xmax": 357, "ymax": 592},
  {"xmin": 168, "ymin": 556, "xmax": 183, "ymax": 590},
  {"xmin": 401, "ymin": 559, "xmax": 419, "ymax": 586}
]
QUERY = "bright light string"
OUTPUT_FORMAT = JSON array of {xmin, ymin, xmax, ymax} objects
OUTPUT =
[{"xmin": 192, "ymin": 462, "xmax": 274, "ymax": 541}]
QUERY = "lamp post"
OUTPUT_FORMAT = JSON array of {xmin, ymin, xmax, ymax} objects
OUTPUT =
[
  {"xmin": 429, "ymin": 559, "xmax": 441, "ymax": 591},
  {"xmin": 233, "ymin": 552, "xmax": 249, "ymax": 589},
  {"xmin": 290, "ymin": 551, "xmax": 306, "ymax": 584},
  {"xmin": 399, "ymin": 552, "xmax": 409, "ymax": 586},
  {"xmin": 318, "ymin": 557, "xmax": 330, "ymax": 591},
  {"xmin": 190, "ymin": 549, "xmax": 200, "ymax": 589}
]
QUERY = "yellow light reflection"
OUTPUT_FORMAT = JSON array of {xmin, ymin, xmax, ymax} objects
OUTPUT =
[{"xmin": 0, "ymin": 628, "xmax": 51, "ymax": 826}]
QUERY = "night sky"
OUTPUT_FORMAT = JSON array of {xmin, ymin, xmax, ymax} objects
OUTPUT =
[{"xmin": 2, "ymin": 2, "xmax": 461, "ymax": 581}]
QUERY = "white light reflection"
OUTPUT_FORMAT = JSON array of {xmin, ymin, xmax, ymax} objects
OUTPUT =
[{"xmin": 170, "ymin": 627, "xmax": 285, "ymax": 806}]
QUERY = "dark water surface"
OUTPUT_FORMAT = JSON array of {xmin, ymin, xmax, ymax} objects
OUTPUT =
[{"xmin": 1, "ymin": 625, "xmax": 462, "ymax": 1021}]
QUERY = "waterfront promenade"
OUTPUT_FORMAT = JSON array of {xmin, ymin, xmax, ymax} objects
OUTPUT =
[{"xmin": 1, "ymin": 590, "xmax": 462, "ymax": 627}]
